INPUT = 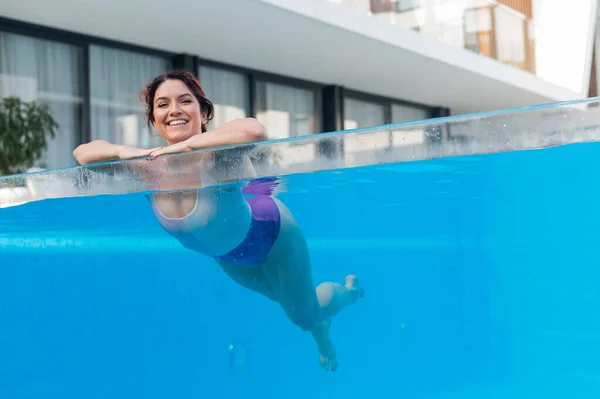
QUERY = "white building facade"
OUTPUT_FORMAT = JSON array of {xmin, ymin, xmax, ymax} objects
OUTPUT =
[{"xmin": 0, "ymin": 0, "xmax": 597, "ymax": 169}]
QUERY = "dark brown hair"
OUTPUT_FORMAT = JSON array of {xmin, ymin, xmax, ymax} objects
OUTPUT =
[{"xmin": 139, "ymin": 69, "xmax": 214, "ymax": 133}]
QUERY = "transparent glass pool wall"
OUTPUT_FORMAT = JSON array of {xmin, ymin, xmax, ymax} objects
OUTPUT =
[{"xmin": 1, "ymin": 97, "xmax": 600, "ymax": 398}]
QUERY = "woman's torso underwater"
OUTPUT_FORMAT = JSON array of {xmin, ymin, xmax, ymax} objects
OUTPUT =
[
  {"xmin": 150, "ymin": 187, "xmax": 255, "ymax": 257},
  {"xmin": 146, "ymin": 154, "xmax": 283, "ymax": 266}
]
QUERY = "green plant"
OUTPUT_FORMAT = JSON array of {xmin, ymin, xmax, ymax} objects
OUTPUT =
[{"xmin": 0, "ymin": 96, "xmax": 59, "ymax": 175}]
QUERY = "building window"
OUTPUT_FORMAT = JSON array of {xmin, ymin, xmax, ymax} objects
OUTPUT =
[
  {"xmin": 198, "ymin": 65, "xmax": 250, "ymax": 130},
  {"xmin": 390, "ymin": 103, "xmax": 429, "ymax": 147},
  {"xmin": 391, "ymin": 103, "xmax": 429, "ymax": 123},
  {"xmin": 396, "ymin": 0, "xmax": 421, "ymax": 13},
  {"xmin": 464, "ymin": 7, "xmax": 493, "ymax": 57},
  {"xmin": 89, "ymin": 45, "xmax": 170, "ymax": 148},
  {"xmin": 343, "ymin": 96, "xmax": 386, "ymax": 129},
  {"xmin": 343, "ymin": 96, "xmax": 389, "ymax": 161},
  {"xmin": 0, "ymin": 31, "xmax": 83, "ymax": 170},
  {"xmin": 255, "ymin": 81, "xmax": 319, "ymax": 139}
]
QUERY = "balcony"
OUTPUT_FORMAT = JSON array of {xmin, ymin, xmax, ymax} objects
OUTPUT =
[{"xmin": 329, "ymin": 0, "xmax": 537, "ymax": 74}]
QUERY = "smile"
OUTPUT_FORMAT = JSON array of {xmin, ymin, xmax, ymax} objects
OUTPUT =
[{"xmin": 167, "ymin": 120, "xmax": 188, "ymax": 126}]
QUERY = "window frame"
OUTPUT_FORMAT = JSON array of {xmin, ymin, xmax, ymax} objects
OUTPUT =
[
  {"xmin": 196, "ymin": 57, "xmax": 324, "ymax": 136},
  {"xmin": 343, "ymin": 88, "xmax": 434, "ymax": 129}
]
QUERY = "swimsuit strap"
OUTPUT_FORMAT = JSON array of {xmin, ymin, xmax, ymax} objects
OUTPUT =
[{"xmin": 214, "ymin": 195, "xmax": 281, "ymax": 265}]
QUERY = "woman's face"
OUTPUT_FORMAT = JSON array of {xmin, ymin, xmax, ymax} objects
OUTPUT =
[{"xmin": 152, "ymin": 79, "xmax": 206, "ymax": 145}]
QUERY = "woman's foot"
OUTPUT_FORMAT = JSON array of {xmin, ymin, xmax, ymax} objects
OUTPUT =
[
  {"xmin": 344, "ymin": 274, "xmax": 365, "ymax": 302},
  {"xmin": 311, "ymin": 275, "xmax": 364, "ymax": 371},
  {"xmin": 311, "ymin": 318, "xmax": 338, "ymax": 371}
]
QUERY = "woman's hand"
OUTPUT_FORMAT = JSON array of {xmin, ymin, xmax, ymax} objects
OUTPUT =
[
  {"xmin": 117, "ymin": 145, "xmax": 163, "ymax": 160},
  {"xmin": 149, "ymin": 140, "xmax": 191, "ymax": 158},
  {"xmin": 73, "ymin": 140, "xmax": 162, "ymax": 165},
  {"xmin": 150, "ymin": 118, "xmax": 267, "ymax": 159}
]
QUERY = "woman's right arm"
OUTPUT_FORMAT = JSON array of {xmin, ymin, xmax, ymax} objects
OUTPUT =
[{"xmin": 73, "ymin": 140, "xmax": 161, "ymax": 165}]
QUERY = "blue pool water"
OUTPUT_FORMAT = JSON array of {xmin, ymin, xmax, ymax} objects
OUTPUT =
[{"xmin": 1, "ymin": 138, "xmax": 600, "ymax": 398}]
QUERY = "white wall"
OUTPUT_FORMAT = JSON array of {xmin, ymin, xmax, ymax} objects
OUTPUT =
[{"xmin": 532, "ymin": 0, "xmax": 597, "ymax": 95}]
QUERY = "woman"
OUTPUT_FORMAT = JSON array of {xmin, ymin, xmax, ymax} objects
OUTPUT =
[{"xmin": 73, "ymin": 69, "xmax": 364, "ymax": 371}]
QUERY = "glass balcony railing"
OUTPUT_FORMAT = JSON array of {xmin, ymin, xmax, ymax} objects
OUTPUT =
[{"xmin": 327, "ymin": 0, "xmax": 538, "ymax": 74}]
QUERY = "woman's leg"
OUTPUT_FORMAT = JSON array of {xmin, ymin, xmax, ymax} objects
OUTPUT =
[
  {"xmin": 217, "ymin": 261, "xmax": 277, "ymax": 302},
  {"xmin": 260, "ymin": 199, "xmax": 364, "ymax": 371}
]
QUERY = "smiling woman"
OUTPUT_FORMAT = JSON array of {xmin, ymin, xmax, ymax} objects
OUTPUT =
[
  {"xmin": 71, "ymin": 69, "xmax": 365, "ymax": 372},
  {"xmin": 140, "ymin": 70, "xmax": 215, "ymax": 144},
  {"xmin": 72, "ymin": 71, "xmax": 265, "ymax": 164}
]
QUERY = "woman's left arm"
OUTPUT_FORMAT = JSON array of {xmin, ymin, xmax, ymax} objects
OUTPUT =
[{"xmin": 150, "ymin": 118, "xmax": 267, "ymax": 158}]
